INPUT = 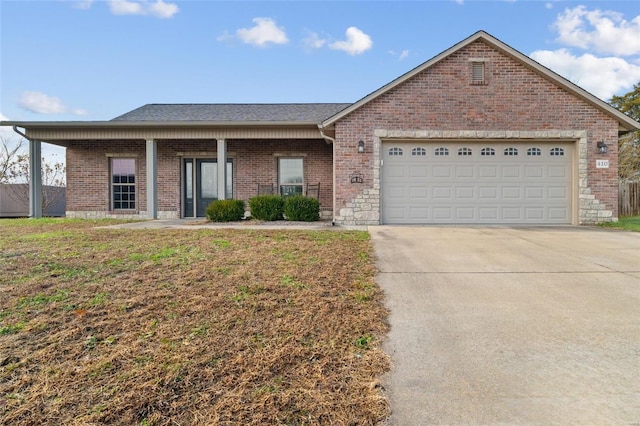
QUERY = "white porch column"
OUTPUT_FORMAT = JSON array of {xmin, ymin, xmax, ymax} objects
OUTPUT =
[
  {"xmin": 29, "ymin": 139, "xmax": 43, "ymax": 218},
  {"xmin": 146, "ymin": 139, "xmax": 158, "ymax": 219},
  {"xmin": 217, "ymin": 138, "xmax": 227, "ymax": 200}
]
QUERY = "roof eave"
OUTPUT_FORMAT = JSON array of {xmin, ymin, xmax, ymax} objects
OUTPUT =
[{"xmin": 3, "ymin": 120, "xmax": 321, "ymax": 129}]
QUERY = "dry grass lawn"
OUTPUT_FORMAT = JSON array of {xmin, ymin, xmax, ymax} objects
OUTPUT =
[{"xmin": 0, "ymin": 219, "xmax": 389, "ymax": 425}]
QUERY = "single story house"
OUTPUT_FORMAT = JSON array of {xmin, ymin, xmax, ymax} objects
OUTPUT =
[{"xmin": 4, "ymin": 31, "xmax": 639, "ymax": 225}]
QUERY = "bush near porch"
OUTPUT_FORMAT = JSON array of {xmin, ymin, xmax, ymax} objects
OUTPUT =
[{"xmin": 0, "ymin": 219, "xmax": 389, "ymax": 425}]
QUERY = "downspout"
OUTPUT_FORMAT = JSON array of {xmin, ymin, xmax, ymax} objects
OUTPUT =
[
  {"xmin": 318, "ymin": 125, "xmax": 337, "ymax": 226},
  {"xmin": 12, "ymin": 125, "xmax": 28, "ymax": 140}
]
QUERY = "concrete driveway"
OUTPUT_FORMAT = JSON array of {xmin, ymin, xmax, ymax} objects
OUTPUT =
[{"xmin": 370, "ymin": 226, "xmax": 640, "ymax": 425}]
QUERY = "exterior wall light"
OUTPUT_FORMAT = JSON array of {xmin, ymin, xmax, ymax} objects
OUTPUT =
[
  {"xmin": 357, "ymin": 140, "xmax": 365, "ymax": 153},
  {"xmin": 597, "ymin": 140, "xmax": 608, "ymax": 154}
]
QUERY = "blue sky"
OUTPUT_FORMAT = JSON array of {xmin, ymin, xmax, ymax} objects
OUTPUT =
[{"xmin": 1, "ymin": 0, "xmax": 640, "ymax": 160}]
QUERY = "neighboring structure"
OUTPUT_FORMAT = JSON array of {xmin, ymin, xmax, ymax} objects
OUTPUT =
[
  {"xmin": 3, "ymin": 31, "xmax": 639, "ymax": 225},
  {"xmin": 0, "ymin": 184, "xmax": 66, "ymax": 217}
]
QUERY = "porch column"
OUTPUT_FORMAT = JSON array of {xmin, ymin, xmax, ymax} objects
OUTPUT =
[
  {"xmin": 29, "ymin": 139, "xmax": 43, "ymax": 219},
  {"xmin": 146, "ymin": 139, "xmax": 158, "ymax": 219},
  {"xmin": 217, "ymin": 138, "xmax": 227, "ymax": 200}
]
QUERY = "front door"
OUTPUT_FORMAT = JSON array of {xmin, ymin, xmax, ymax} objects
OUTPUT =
[{"xmin": 183, "ymin": 159, "xmax": 233, "ymax": 218}]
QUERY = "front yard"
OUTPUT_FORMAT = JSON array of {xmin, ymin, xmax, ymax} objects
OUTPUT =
[{"xmin": 0, "ymin": 219, "xmax": 389, "ymax": 425}]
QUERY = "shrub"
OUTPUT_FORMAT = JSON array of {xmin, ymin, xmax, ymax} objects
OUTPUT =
[
  {"xmin": 284, "ymin": 196, "xmax": 320, "ymax": 222},
  {"xmin": 206, "ymin": 199, "xmax": 245, "ymax": 222},
  {"xmin": 249, "ymin": 195, "xmax": 284, "ymax": 221}
]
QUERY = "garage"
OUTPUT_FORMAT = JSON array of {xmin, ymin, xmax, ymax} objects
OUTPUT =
[{"xmin": 381, "ymin": 141, "xmax": 574, "ymax": 224}]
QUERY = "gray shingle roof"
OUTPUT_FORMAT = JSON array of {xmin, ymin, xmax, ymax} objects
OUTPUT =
[{"xmin": 111, "ymin": 103, "xmax": 352, "ymax": 123}]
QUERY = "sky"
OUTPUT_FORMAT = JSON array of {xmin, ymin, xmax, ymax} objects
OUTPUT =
[{"xmin": 1, "ymin": 0, "xmax": 640, "ymax": 162}]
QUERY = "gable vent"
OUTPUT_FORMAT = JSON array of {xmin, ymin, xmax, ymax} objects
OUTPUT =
[{"xmin": 471, "ymin": 61, "xmax": 486, "ymax": 85}]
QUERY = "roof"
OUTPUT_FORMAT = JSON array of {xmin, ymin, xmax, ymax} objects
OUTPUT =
[
  {"xmin": 321, "ymin": 30, "xmax": 640, "ymax": 134},
  {"xmin": 112, "ymin": 103, "xmax": 351, "ymax": 123}
]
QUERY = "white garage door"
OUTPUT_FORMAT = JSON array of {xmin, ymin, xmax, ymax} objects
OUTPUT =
[{"xmin": 381, "ymin": 142, "xmax": 573, "ymax": 224}]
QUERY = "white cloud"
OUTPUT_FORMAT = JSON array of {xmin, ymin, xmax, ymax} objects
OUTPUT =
[
  {"xmin": 553, "ymin": 6, "xmax": 640, "ymax": 56},
  {"xmin": 302, "ymin": 31, "xmax": 327, "ymax": 51},
  {"xmin": 329, "ymin": 27, "xmax": 373, "ymax": 56},
  {"xmin": 73, "ymin": 0, "xmax": 94, "ymax": 10},
  {"xmin": 235, "ymin": 17, "xmax": 289, "ymax": 47},
  {"xmin": 388, "ymin": 49, "xmax": 410, "ymax": 60},
  {"xmin": 107, "ymin": 0, "xmax": 179, "ymax": 19},
  {"xmin": 530, "ymin": 49, "xmax": 640, "ymax": 100},
  {"xmin": 18, "ymin": 91, "xmax": 88, "ymax": 116}
]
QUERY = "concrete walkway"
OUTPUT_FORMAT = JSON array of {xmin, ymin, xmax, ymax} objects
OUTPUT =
[{"xmin": 370, "ymin": 226, "xmax": 640, "ymax": 425}]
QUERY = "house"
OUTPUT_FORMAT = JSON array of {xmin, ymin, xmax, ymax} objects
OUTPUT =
[{"xmin": 4, "ymin": 31, "xmax": 639, "ymax": 225}]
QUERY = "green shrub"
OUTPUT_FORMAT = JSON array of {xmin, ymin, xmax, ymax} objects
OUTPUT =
[
  {"xmin": 249, "ymin": 195, "xmax": 284, "ymax": 221},
  {"xmin": 206, "ymin": 199, "xmax": 245, "ymax": 222},
  {"xmin": 284, "ymin": 196, "xmax": 320, "ymax": 222}
]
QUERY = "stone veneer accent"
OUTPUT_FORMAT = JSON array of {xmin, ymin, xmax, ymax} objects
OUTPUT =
[{"xmin": 334, "ymin": 129, "xmax": 614, "ymax": 226}]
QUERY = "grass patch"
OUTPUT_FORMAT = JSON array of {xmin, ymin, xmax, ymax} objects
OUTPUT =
[
  {"xmin": 600, "ymin": 216, "xmax": 640, "ymax": 232},
  {"xmin": 0, "ymin": 219, "xmax": 389, "ymax": 425}
]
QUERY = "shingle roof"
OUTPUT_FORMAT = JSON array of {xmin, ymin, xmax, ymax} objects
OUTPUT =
[{"xmin": 111, "ymin": 103, "xmax": 352, "ymax": 123}]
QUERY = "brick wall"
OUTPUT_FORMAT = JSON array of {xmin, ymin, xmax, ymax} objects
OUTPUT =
[
  {"xmin": 66, "ymin": 139, "xmax": 332, "ymax": 218},
  {"xmin": 333, "ymin": 39, "xmax": 619, "ymax": 224}
]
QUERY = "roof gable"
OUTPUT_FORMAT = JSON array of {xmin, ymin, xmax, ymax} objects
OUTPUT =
[{"xmin": 321, "ymin": 30, "xmax": 639, "ymax": 133}]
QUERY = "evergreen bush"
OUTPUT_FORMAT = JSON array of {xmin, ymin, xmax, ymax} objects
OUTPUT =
[
  {"xmin": 206, "ymin": 199, "xmax": 245, "ymax": 222},
  {"xmin": 284, "ymin": 196, "xmax": 320, "ymax": 222},
  {"xmin": 249, "ymin": 195, "xmax": 284, "ymax": 221}
]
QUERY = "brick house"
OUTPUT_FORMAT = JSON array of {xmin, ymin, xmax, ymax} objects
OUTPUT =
[{"xmin": 5, "ymin": 31, "xmax": 638, "ymax": 225}]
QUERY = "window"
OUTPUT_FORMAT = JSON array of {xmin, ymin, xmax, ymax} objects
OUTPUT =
[
  {"xmin": 388, "ymin": 147, "xmax": 403, "ymax": 156},
  {"xmin": 412, "ymin": 147, "xmax": 426, "ymax": 156},
  {"xmin": 435, "ymin": 147, "xmax": 449, "ymax": 156},
  {"xmin": 458, "ymin": 147, "xmax": 472, "ymax": 156},
  {"xmin": 527, "ymin": 147, "xmax": 542, "ymax": 156},
  {"xmin": 504, "ymin": 147, "xmax": 518, "ymax": 156},
  {"xmin": 481, "ymin": 147, "xmax": 495, "ymax": 156},
  {"xmin": 279, "ymin": 158, "xmax": 303, "ymax": 197},
  {"xmin": 550, "ymin": 147, "xmax": 565, "ymax": 156},
  {"xmin": 111, "ymin": 158, "xmax": 136, "ymax": 210},
  {"xmin": 471, "ymin": 62, "xmax": 485, "ymax": 85}
]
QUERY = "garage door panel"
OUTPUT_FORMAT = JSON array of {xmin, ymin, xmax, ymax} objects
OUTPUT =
[
  {"xmin": 456, "ymin": 187, "xmax": 475, "ymax": 199},
  {"xmin": 382, "ymin": 142, "xmax": 573, "ymax": 224},
  {"xmin": 502, "ymin": 187, "xmax": 522, "ymax": 199},
  {"xmin": 478, "ymin": 187, "xmax": 498, "ymax": 199},
  {"xmin": 525, "ymin": 187, "xmax": 544, "ymax": 199},
  {"xmin": 478, "ymin": 166, "xmax": 499, "ymax": 178},
  {"xmin": 432, "ymin": 187, "xmax": 453, "ymax": 199},
  {"xmin": 502, "ymin": 166, "xmax": 521, "ymax": 178},
  {"xmin": 525, "ymin": 166, "xmax": 545, "ymax": 179},
  {"xmin": 432, "ymin": 166, "xmax": 452, "ymax": 178},
  {"xmin": 548, "ymin": 166, "xmax": 569, "ymax": 178},
  {"xmin": 455, "ymin": 166, "xmax": 475, "ymax": 178}
]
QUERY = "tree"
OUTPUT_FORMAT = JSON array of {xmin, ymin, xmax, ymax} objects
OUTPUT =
[
  {"xmin": 610, "ymin": 83, "xmax": 640, "ymax": 180},
  {"xmin": 0, "ymin": 136, "xmax": 66, "ymax": 215}
]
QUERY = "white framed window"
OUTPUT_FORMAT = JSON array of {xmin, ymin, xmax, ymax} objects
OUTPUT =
[
  {"xmin": 458, "ymin": 147, "xmax": 473, "ymax": 156},
  {"xmin": 435, "ymin": 147, "xmax": 449, "ymax": 156},
  {"xmin": 279, "ymin": 158, "xmax": 304, "ymax": 197},
  {"xmin": 481, "ymin": 147, "xmax": 495, "ymax": 156},
  {"xmin": 412, "ymin": 147, "xmax": 427, "ymax": 156},
  {"xmin": 111, "ymin": 158, "xmax": 136, "ymax": 210},
  {"xmin": 388, "ymin": 147, "xmax": 403, "ymax": 156},
  {"xmin": 550, "ymin": 147, "xmax": 565, "ymax": 156},
  {"xmin": 504, "ymin": 147, "xmax": 518, "ymax": 156},
  {"xmin": 527, "ymin": 147, "xmax": 542, "ymax": 156}
]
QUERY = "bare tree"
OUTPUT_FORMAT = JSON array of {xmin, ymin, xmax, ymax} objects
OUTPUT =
[
  {"xmin": 1, "ymin": 136, "xmax": 66, "ymax": 215},
  {"xmin": 0, "ymin": 137, "xmax": 24, "ymax": 183}
]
